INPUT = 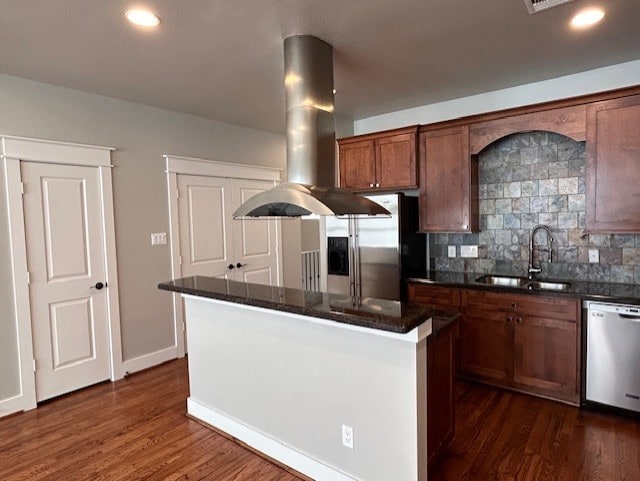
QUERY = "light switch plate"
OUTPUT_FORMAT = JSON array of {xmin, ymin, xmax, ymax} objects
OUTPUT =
[
  {"xmin": 151, "ymin": 232, "xmax": 167, "ymax": 245},
  {"xmin": 448, "ymin": 245, "xmax": 456, "ymax": 258},
  {"xmin": 460, "ymin": 245, "xmax": 478, "ymax": 258},
  {"xmin": 588, "ymin": 248, "xmax": 599, "ymax": 263}
]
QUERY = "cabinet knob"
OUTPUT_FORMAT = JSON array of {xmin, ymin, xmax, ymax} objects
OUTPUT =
[
  {"xmin": 375, "ymin": 183, "xmax": 380, "ymax": 188},
  {"xmin": 516, "ymin": 317, "xmax": 523, "ymax": 324},
  {"xmin": 462, "ymin": 224, "xmax": 468, "ymax": 229},
  {"xmin": 369, "ymin": 183, "xmax": 374, "ymax": 188},
  {"xmin": 511, "ymin": 302, "xmax": 517, "ymax": 308},
  {"xmin": 506, "ymin": 315, "xmax": 513, "ymax": 324}
]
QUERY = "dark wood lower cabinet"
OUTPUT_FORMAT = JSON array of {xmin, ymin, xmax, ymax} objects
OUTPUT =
[
  {"xmin": 459, "ymin": 289, "xmax": 581, "ymax": 405},
  {"xmin": 427, "ymin": 321, "xmax": 455, "ymax": 472}
]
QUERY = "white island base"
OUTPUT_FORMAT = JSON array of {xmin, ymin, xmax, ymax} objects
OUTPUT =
[{"xmin": 184, "ymin": 294, "xmax": 432, "ymax": 481}]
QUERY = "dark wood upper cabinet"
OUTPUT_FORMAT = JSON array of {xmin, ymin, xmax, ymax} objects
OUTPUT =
[
  {"xmin": 419, "ymin": 125, "xmax": 478, "ymax": 232},
  {"xmin": 586, "ymin": 94, "xmax": 640, "ymax": 232},
  {"xmin": 338, "ymin": 126, "xmax": 418, "ymax": 192}
]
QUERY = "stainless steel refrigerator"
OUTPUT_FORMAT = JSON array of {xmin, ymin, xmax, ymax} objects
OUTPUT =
[{"xmin": 325, "ymin": 193, "xmax": 426, "ymax": 301}]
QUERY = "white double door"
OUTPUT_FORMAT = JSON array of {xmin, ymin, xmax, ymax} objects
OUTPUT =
[
  {"xmin": 21, "ymin": 162, "xmax": 111, "ymax": 402},
  {"xmin": 177, "ymin": 174, "xmax": 279, "ymax": 284}
]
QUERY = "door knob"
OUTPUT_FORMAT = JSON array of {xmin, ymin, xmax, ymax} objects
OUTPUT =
[
  {"xmin": 227, "ymin": 264, "xmax": 235, "ymax": 270},
  {"xmin": 236, "ymin": 262, "xmax": 245, "ymax": 268},
  {"xmin": 90, "ymin": 282, "xmax": 106, "ymax": 290}
]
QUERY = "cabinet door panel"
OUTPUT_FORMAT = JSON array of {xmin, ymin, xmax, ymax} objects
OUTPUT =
[
  {"xmin": 420, "ymin": 125, "xmax": 477, "ymax": 232},
  {"xmin": 586, "ymin": 95, "xmax": 640, "ymax": 232},
  {"xmin": 339, "ymin": 139, "xmax": 376, "ymax": 191},
  {"xmin": 460, "ymin": 308, "xmax": 511, "ymax": 382},
  {"xmin": 375, "ymin": 133, "xmax": 417, "ymax": 189},
  {"xmin": 513, "ymin": 316, "xmax": 578, "ymax": 398}
]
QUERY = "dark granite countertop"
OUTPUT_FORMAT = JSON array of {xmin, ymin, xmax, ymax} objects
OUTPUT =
[
  {"xmin": 159, "ymin": 276, "xmax": 460, "ymax": 335},
  {"xmin": 407, "ymin": 270, "xmax": 640, "ymax": 305}
]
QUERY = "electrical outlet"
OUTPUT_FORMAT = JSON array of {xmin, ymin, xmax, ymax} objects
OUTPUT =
[
  {"xmin": 460, "ymin": 245, "xmax": 478, "ymax": 258},
  {"xmin": 588, "ymin": 248, "xmax": 599, "ymax": 263},
  {"xmin": 448, "ymin": 245, "xmax": 456, "ymax": 258},
  {"xmin": 342, "ymin": 424, "xmax": 354, "ymax": 449},
  {"xmin": 151, "ymin": 232, "xmax": 167, "ymax": 245}
]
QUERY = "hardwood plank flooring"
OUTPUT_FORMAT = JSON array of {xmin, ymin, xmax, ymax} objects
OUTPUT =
[
  {"xmin": 0, "ymin": 358, "xmax": 301, "ymax": 481},
  {"xmin": 1, "ymin": 358, "xmax": 638, "ymax": 480},
  {"xmin": 431, "ymin": 382, "xmax": 640, "ymax": 481}
]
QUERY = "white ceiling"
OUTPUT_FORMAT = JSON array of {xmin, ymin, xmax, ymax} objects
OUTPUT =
[{"xmin": 1, "ymin": 0, "xmax": 638, "ymax": 134}]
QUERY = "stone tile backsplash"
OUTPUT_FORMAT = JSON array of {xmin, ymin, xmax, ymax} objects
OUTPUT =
[{"xmin": 429, "ymin": 131, "xmax": 640, "ymax": 284}]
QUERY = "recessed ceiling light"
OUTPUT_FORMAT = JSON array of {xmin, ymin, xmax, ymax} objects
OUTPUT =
[
  {"xmin": 570, "ymin": 7, "xmax": 605, "ymax": 29},
  {"xmin": 125, "ymin": 9, "xmax": 161, "ymax": 28}
]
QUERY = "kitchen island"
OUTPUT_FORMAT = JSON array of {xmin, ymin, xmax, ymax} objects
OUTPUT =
[{"xmin": 159, "ymin": 276, "xmax": 457, "ymax": 481}]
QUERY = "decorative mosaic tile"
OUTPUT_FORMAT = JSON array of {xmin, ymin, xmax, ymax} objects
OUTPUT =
[
  {"xmin": 530, "ymin": 163, "xmax": 549, "ymax": 180},
  {"xmin": 623, "ymin": 248, "xmax": 640, "ymax": 265},
  {"xmin": 558, "ymin": 141, "xmax": 579, "ymax": 161},
  {"xmin": 600, "ymin": 247, "xmax": 623, "ymax": 265},
  {"xmin": 521, "ymin": 180, "xmax": 538, "ymax": 197},
  {"xmin": 567, "ymin": 194, "xmax": 585, "ymax": 212},
  {"xmin": 558, "ymin": 212, "xmax": 578, "ymax": 229},
  {"xmin": 539, "ymin": 212, "xmax": 558, "ymax": 227},
  {"xmin": 548, "ymin": 195, "xmax": 568, "ymax": 213},
  {"xmin": 558, "ymin": 177, "xmax": 579, "ymax": 195},
  {"xmin": 530, "ymin": 196, "xmax": 548, "ymax": 213},
  {"xmin": 503, "ymin": 214, "xmax": 521, "ymax": 229},
  {"xmin": 549, "ymin": 161, "xmax": 569, "ymax": 179},
  {"xmin": 521, "ymin": 213, "xmax": 540, "ymax": 229},
  {"xmin": 487, "ymin": 214, "xmax": 504, "ymax": 230},
  {"xmin": 589, "ymin": 264, "xmax": 611, "ymax": 282},
  {"xmin": 568, "ymin": 157, "xmax": 586, "ymax": 176},
  {"xmin": 539, "ymin": 179, "xmax": 559, "ymax": 196},
  {"xmin": 610, "ymin": 265, "xmax": 635, "ymax": 283},
  {"xmin": 495, "ymin": 198, "xmax": 513, "ymax": 214}
]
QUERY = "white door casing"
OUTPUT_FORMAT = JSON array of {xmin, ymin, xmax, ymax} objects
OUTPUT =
[
  {"xmin": 2, "ymin": 136, "xmax": 122, "ymax": 415},
  {"xmin": 22, "ymin": 162, "xmax": 111, "ymax": 402},
  {"xmin": 165, "ymin": 155, "xmax": 282, "ymax": 357}
]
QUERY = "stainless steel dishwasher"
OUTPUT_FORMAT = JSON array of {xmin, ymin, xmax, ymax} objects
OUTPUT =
[{"xmin": 585, "ymin": 300, "xmax": 640, "ymax": 412}]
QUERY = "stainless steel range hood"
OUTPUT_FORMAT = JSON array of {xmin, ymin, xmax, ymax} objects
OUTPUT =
[{"xmin": 233, "ymin": 35, "xmax": 390, "ymax": 218}]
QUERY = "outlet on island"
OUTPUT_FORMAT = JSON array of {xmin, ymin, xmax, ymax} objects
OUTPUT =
[
  {"xmin": 341, "ymin": 424, "xmax": 354, "ymax": 449},
  {"xmin": 460, "ymin": 245, "xmax": 478, "ymax": 258}
]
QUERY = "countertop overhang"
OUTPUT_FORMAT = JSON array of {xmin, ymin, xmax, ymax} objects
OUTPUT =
[{"xmin": 159, "ymin": 276, "xmax": 459, "ymax": 334}]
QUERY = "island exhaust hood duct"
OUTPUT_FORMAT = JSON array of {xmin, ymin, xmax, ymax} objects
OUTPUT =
[{"xmin": 233, "ymin": 35, "xmax": 390, "ymax": 218}]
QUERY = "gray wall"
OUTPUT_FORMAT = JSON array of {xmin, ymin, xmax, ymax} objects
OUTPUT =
[
  {"xmin": 430, "ymin": 132, "xmax": 640, "ymax": 283},
  {"xmin": 0, "ymin": 73, "xmax": 285, "ymax": 402},
  {"xmin": 0, "ymin": 166, "xmax": 20, "ymax": 400}
]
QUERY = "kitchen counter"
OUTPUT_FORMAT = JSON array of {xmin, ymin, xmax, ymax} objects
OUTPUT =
[
  {"xmin": 159, "ymin": 275, "xmax": 458, "ymax": 335},
  {"xmin": 407, "ymin": 270, "xmax": 640, "ymax": 304}
]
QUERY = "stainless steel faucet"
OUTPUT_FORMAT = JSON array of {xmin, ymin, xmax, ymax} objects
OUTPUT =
[{"xmin": 528, "ymin": 224, "xmax": 553, "ymax": 279}]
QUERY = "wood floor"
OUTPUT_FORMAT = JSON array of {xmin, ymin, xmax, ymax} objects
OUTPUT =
[{"xmin": 1, "ymin": 358, "xmax": 638, "ymax": 481}]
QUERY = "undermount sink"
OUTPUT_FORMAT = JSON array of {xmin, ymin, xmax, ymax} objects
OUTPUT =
[
  {"xmin": 475, "ymin": 275, "xmax": 571, "ymax": 291},
  {"xmin": 525, "ymin": 280, "xmax": 572, "ymax": 291},
  {"xmin": 475, "ymin": 275, "xmax": 527, "ymax": 288}
]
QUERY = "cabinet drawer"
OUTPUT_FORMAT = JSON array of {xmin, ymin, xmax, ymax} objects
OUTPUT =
[
  {"xmin": 462, "ymin": 290, "xmax": 579, "ymax": 321},
  {"xmin": 408, "ymin": 283, "xmax": 461, "ymax": 308}
]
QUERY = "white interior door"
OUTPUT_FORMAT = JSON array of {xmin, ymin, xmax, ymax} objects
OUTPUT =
[
  {"xmin": 232, "ymin": 179, "xmax": 280, "ymax": 285},
  {"xmin": 21, "ymin": 161, "xmax": 111, "ymax": 402},
  {"xmin": 177, "ymin": 174, "xmax": 236, "ymax": 279}
]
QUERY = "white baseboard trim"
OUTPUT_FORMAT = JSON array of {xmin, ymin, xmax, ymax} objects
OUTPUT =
[
  {"xmin": 122, "ymin": 346, "xmax": 178, "ymax": 375},
  {"xmin": 187, "ymin": 398, "xmax": 357, "ymax": 481}
]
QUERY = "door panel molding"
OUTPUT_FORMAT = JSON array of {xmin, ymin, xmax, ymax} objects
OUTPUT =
[
  {"xmin": 2, "ymin": 136, "xmax": 121, "ymax": 416},
  {"xmin": 165, "ymin": 155, "xmax": 283, "ymax": 357}
]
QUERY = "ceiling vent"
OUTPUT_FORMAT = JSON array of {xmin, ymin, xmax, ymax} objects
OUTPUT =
[{"xmin": 524, "ymin": 0, "xmax": 576, "ymax": 14}]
